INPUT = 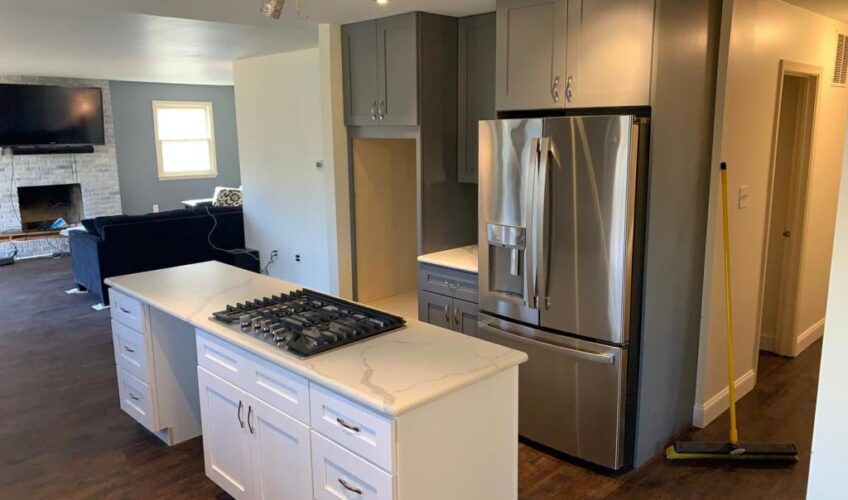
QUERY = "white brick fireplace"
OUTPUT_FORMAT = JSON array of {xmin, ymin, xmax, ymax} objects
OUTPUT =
[{"xmin": 0, "ymin": 76, "xmax": 122, "ymax": 258}]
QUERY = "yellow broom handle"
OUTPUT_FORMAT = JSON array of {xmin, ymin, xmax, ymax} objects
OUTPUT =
[{"xmin": 720, "ymin": 162, "xmax": 739, "ymax": 445}]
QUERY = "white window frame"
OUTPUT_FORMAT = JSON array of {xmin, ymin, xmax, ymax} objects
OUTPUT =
[{"xmin": 152, "ymin": 100, "xmax": 218, "ymax": 180}]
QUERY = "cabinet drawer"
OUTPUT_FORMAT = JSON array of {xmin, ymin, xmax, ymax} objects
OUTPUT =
[
  {"xmin": 112, "ymin": 320, "xmax": 150, "ymax": 383},
  {"xmin": 312, "ymin": 431, "xmax": 394, "ymax": 500},
  {"xmin": 247, "ymin": 352, "xmax": 310, "ymax": 425},
  {"xmin": 109, "ymin": 289, "xmax": 146, "ymax": 332},
  {"xmin": 196, "ymin": 329, "xmax": 249, "ymax": 388},
  {"xmin": 196, "ymin": 329, "xmax": 310, "ymax": 424},
  {"xmin": 418, "ymin": 264, "xmax": 478, "ymax": 304},
  {"xmin": 117, "ymin": 367, "xmax": 157, "ymax": 431},
  {"xmin": 310, "ymin": 384, "xmax": 394, "ymax": 472}
]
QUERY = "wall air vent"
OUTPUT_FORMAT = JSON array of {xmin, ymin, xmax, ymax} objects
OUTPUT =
[{"xmin": 835, "ymin": 33, "xmax": 848, "ymax": 86}]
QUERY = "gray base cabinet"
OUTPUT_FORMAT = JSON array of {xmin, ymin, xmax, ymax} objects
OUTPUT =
[{"xmin": 418, "ymin": 263, "xmax": 479, "ymax": 335}]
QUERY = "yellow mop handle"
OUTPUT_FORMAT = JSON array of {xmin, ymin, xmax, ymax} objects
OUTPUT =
[{"xmin": 720, "ymin": 162, "xmax": 739, "ymax": 445}]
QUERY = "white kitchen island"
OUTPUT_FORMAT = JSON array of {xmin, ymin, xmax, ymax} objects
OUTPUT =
[{"xmin": 104, "ymin": 261, "xmax": 527, "ymax": 500}]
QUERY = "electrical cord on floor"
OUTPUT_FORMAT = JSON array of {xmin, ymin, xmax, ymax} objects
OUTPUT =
[{"xmin": 204, "ymin": 205, "xmax": 275, "ymax": 275}]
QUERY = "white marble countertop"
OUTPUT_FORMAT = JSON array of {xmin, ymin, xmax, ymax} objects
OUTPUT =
[
  {"xmin": 105, "ymin": 261, "xmax": 525, "ymax": 417},
  {"xmin": 417, "ymin": 245, "xmax": 479, "ymax": 273}
]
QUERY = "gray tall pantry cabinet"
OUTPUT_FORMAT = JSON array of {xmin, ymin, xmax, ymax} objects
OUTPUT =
[
  {"xmin": 457, "ymin": 13, "xmax": 496, "ymax": 184},
  {"xmin": 496, "ymin": 0, "xmax": 655, "ymax": 111}
]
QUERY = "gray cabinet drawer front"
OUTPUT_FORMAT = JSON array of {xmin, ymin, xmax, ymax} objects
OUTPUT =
[{"xmin": 418, "ymin": 264, "xmax": 478, "ymax": 303}]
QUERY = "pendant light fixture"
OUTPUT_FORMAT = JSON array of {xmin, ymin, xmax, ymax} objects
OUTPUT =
[{"xmin": 261, "ymin": 0, "xmax": 285, "ymax": 19}]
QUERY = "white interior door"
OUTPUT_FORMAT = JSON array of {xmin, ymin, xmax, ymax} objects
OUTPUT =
[
  {"xmin": 249, "ymin": 394, "xmax": 312, "ymax": 500},
  {"xmin": 198, "ymin": 368, "xmax": 254, "ymax": 500}
]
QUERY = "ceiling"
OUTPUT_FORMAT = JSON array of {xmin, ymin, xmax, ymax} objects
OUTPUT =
[
  {"xmin": 0, "ymin": 0, "xmax": 495, "ymax": 85},
  {"xmin": 784, "ymin": 0, "xmax": 848, "ymax": 23}
]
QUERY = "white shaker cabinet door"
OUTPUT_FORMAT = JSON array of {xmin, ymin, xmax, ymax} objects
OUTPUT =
[
  {"xmin": 198, "ymin": 367, "xmax": 254, "ymax": 500},
  {"xmin": 249, "ymin": 394, "xmax": 312, "ymax": 500}
]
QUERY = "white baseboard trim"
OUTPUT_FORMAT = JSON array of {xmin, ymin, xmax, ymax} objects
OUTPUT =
[
  {"xmin": 795, "ymin": 318, "xmax": 825, "ymax": 355},
  {"xmin": 692, "ymin": 369, "xmax": 757, "ymax": 428}
]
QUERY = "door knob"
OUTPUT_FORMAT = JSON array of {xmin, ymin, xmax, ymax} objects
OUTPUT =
[{"xmin": 782, "ymin": 230, "xmax": 791, "ymax": 238}]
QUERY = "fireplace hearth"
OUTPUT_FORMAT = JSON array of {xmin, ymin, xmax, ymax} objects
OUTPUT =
[{"xmin": 17, "ymin": 183, "xmax": 83, "ymax": 231}]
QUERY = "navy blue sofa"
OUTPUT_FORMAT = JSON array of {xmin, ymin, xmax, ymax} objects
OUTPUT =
[{"xmin": 69, "ymin": 206, "xmax": 259, "ymax": 305}]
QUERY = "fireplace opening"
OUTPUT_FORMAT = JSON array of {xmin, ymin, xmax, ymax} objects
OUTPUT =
[{"xmin": 17, "ymin": 183, "xmax": 84, "ymax": 232}]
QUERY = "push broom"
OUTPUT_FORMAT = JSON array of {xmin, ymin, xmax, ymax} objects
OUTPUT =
[{"xmin": 666, "ymin": 162, "xmax": 798, "ymax": 462}]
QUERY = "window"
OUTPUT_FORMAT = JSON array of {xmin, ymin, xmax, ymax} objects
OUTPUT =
[{"xmin": 152, "ymin": 101, "xmax": 218, "ymax": 180}]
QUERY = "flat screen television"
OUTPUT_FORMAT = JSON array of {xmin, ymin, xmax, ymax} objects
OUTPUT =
[{"xmin": 0, "ymin": 84, "xmax": 105, "ymax": 146}]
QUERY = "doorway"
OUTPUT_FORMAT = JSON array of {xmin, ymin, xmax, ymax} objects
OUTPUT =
[
  {"xmin": 759, "ymin": 62, "xmax": 819, "ymax": 357},
  {"xmin": 351, "ymin": 138, "xmax": 418, "ymax": 316}
]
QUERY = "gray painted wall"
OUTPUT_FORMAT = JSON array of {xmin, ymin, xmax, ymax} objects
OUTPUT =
[
  {"xmin": 109, "ymin": 81, "xmax": 241, "ymax": 215},
  {"xmin": 633, "ymin": 0, "xmax": 722, "ymax": 465}
]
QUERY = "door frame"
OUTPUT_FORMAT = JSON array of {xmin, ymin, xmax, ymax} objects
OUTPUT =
[{"xmin": 755, "ymin": 60, "xmax": 820, "ymax": 358}]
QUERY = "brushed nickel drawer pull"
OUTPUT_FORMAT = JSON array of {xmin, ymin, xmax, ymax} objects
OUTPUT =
[
  {"xmin": 338, "ymin": 478, "xmax": 363, "ymax": 495},
  {"xmin": 124, "ymin": 346, "xmax": 136, "ymax": 353},
  {"xmin": 119, "ymin": 307, "xmax": 132, "ymax": 315},
  {"xmin": 129, "ymin": 393, "xmax": 140, "ymax": 401},
  {"xmin": 336, "ymin": 417, "xmax": 361, "ymax": 433}
]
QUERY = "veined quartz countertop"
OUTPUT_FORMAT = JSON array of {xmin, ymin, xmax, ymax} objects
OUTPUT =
[
  {"xmin": 417, "ymin": 245, "xmax": 478, "ymax": 273},
  {"xmin": 105, "ymin": 261, "xmax": 524, "ymax": 417}
]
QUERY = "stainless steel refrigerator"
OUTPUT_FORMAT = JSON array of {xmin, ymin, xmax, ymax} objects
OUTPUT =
[{"xmin": 476, "ymin": 115, "xmax": 649, "ymax": 470}]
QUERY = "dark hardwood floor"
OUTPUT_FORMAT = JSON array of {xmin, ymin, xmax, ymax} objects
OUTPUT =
[{"xmin": 0, "ymin": 258, "xmax": 821, "ymax": 499}]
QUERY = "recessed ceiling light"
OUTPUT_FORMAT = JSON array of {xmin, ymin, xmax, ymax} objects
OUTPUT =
[
  {"xmin": 261, "ymin": 0, "xmax": 285, "ymax": 19},
  {"xmin": 376, "ymin": 0, "xmax": 390, "ymax": 5}
]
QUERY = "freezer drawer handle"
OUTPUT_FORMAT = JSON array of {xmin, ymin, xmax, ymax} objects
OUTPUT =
[{"xmin": 480, "ymin": 317, "xmax": 617, "ymax": 365}]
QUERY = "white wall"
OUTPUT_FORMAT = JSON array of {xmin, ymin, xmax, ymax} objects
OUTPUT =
[
  {"xmin": 694, "ymin": 0, "xmax": 848, "ymax": 427},
  {"xmin": 234, "ymin": 49, "xmax": 332, "ymax": 291},
  {"xmin": 319, "ymin": 24, "xmax": 353, "ymax": 298},
  {"xmin": 808, "ymin": 119, "xmax": 848, "ymax": 500}
]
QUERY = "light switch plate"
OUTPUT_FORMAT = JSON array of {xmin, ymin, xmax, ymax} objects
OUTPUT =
[{"xmin": 738, "ymin": 185, "xmax": 749, "ymax": 209}]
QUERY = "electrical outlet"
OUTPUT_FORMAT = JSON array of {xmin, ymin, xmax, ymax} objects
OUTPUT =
[{"xmin": 152, "ymin": 204, "xmax": 160, "ymax": 213}]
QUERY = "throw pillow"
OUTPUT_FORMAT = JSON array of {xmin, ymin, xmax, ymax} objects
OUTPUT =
[{"xmin": 213, "ymin": 188, "xmax": 243, "ymax": 207}]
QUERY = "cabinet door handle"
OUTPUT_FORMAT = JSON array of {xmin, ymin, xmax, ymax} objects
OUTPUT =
[
  {"xmin": 123, "ymin": 345, "xmax": 136, "ymax": 353},
  {"xmin": 237, "ymin": 400, "xmax": 245, "ymax": 428},
  {"xmin": 566, "ymin": 75, "xmax": 574, "ymax": 103},
  {"xmin": 338, "ymin": 478, "xmax": 363, "ymax": 495},
  {"xmin": 336, "ymin": 417, "xmax": 361, "ymax": 433},
  {"xmin": 552, "ymin": 76, "xmax": 560, "ymax": 103},
  {"xmin": 378, "ymin": 99, "xmax": 385, "ymax": 120},
  {"xmin": 247, "ymin": 405, "xmax": 255, "ymax": 434},
  {"xmin": 454, "ymin": 305, "xmax": 460, "ymax": 327},
  {"xmin": 444, "ymin": 303, "xmax": 451, "ymax": 324},
  {"xmin": 371, "ymin": 100, "xmax": 377, "ymax": 120}
]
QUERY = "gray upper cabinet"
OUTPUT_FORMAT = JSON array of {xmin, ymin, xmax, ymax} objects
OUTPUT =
[
  {"xmin": 377, "ymin": 14, "xmax": 419, "ymax": 126},
  {"xmin": 342, "ymin": 21, "xmax": 380, "ymax": 126},
  {"xmin": 342, "ymin": 13, "xmax": 419, "ymax": 127},
  {"xmin": 457, "ymin": 13, "xmax": 496, "ymax": 184},
  {"xmin": 496, "ymin": 0, "xmax": 655, "ymax": 111},
  {"xmin": 565, "ymin": 0, "xmax": 655, "ymax": 108},
  {"xmin": 496, "ymin": 0, "xmax": 567, "ymax": 111}
]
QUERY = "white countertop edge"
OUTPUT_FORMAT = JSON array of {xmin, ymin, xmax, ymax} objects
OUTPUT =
[
  {"xmin": 105, "ymin": 278, "xmax": 526, "ymax": 417},
  {"xmin": 417, "ymin": 245, "xmax": 479, "ymax": 274}
]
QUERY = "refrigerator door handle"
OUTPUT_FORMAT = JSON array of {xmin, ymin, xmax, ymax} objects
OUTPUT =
[
  {"xmin": 479, "ymin": 315, "xmax": 617, "ymax": 365},
  {"xmin": 524, "ymin": 138, "xmax": 541, "ymax": 310},
  {"xmin": 536, "ymin": 137, "xmax": 558, "ymax": 309}
]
